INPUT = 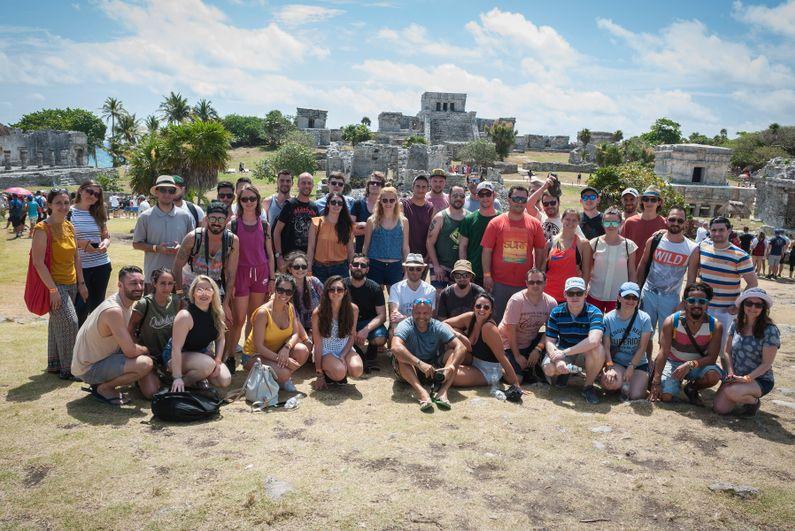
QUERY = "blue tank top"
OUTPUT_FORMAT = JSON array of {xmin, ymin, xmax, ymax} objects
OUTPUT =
[{"xmin": 368, "ymin": 222, "xmax": 403, "ymax": 260}]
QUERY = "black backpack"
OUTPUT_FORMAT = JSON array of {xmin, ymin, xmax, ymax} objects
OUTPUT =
[{"xmin": 151, "ymin": 389, "xmax": 222, "ymax": 422}]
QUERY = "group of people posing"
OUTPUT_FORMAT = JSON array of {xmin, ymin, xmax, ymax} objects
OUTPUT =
[{"xmin": 28, "ymin": 169, "xmax": 779, "ymax": 416}]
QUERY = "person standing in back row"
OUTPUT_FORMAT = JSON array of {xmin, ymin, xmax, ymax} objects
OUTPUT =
[
  {"xmin": 620, "ymin": 186, "xmax": 667, "ymax": 268},
  {"xmin": 401, "ymin": 175, "xmax": 435, "ymax": 259},
  {"xmin": 579, "ymin": 186, "xmax": 605, "ymax": 240},
  {"xmin": 262, "ymin": 170, "xmax": 293, "ymax": 225},
  {"xmin": 274, "ymin": 172, "xmax": 318, "ymax": 272},
  {"xmin": 426, "ymin": 168, "xmax": 450, "ymax": 212},
  {"xmin": 427, "ymin": 185, "xmax": 467, "ymax": 292},
  {"xmin": 459, "ymin": 181, "xmax": 500, "ymax": 287},
  {"xmin": 765, "ymin": 229, "xmax": 789, "ymax": 279}
]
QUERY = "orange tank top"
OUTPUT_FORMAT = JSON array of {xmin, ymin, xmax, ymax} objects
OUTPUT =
[{"xmin": 544, "ymin": 237, "xmax": 580, "ymax": 303}]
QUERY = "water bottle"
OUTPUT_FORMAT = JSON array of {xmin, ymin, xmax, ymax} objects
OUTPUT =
[
  {"xmin": 283, "ymin": 396, "xmax": 300, "ymax": 409},
  {"xmin": 490, "ymin": 385, "xmax": 507, "ymax": 401},
  {"xmin": 564, "ymin": 363, "xmax": 583, "ymax": 376}
]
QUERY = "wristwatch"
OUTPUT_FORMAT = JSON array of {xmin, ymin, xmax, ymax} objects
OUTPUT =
[{"xmin": 274, "ymin": 252, "xmax": 281, "ymax": 258}]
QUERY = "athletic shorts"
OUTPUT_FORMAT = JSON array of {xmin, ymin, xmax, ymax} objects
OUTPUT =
[
  {"xmin": 234, "ymin": 264, "xmax": 269, "ymax": 297},
  {"xmin": 80, "ymin": 350, "xmax": 127, "ymax": 385},
  {"xmin": 768, "ymin": 255, "xmax": 782, "ymax": 266}
]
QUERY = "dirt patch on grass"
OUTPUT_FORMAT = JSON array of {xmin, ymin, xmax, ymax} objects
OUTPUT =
[{"xmin": 23, "ymin": 465, "xmax": 52, "ymax": 487}]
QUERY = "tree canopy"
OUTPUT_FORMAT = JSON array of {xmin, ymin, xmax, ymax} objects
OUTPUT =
[
  {"xmin": 486, "ymin": 121, "xmax": 517, "ymax": 160},
  {"xmin": 640, "ymin": 118, "xmax": 683, "ymax": 145},
  {"xmin": 12, "ymin": 107, "xmax": 106, "ymax": 156},
  {"xmin": 253, "ymin": 142, "xmax": 316, "ymax": 183},
  {"xmin": 588, "ymin": 162, "xmax": 684, "ymax": 215},
  {"xmin": 459, "ymin": 139, "xmax": 497, "ymax": 168},
  {"xmin": 341, "ymin": 123, "xmax": 372, "ymax": 146}
]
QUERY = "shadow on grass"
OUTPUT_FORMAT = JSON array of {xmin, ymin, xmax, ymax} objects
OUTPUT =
[
  {"xmin": 66, "ymin": 394, "xmax": 149, "ymax": 426},
  {"xmin": 311, "ymin": 383, "xmax": 364, "ymax": 404},
  {"xmin": 6, "ymin": 373, "xmax": 73, "ymax": 402},
  {"xmin": 527, "ymin": 383, "xmax": 616, "ymax": 414}
]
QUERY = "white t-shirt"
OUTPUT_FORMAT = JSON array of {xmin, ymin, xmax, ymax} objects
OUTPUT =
[
  {"xmin": 176, "ymin": 201, "xmax": 205, "ymax": 223},
  {"xmin": 388, "ymin": 280, "xmax": 436, "ymax": 318},
  {"xmin": 109, "ymin": 195, "xmax": 119, "ymax": 208},
  {"xmin": 695, "ymin": 226, "xmax": 709, "ymax": 243},
  {"xmin": 138, "ymin": 200, "xmax": 150, "ymax": 212}
]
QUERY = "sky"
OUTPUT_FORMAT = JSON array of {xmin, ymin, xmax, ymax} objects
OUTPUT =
[{"xmin": 1, "ymin": 0, "xmax": 794, "ymax": 139}]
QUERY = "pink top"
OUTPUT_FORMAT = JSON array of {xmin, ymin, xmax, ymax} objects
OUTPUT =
[{"xmin": 236, "ymin": 218, "xmax": 268, "ymax": 268}]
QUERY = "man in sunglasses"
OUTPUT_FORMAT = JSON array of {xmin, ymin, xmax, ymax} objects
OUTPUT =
[
  {"xmin": 436, "ymin": 260, "xmax": 485, "ymax": 319},
  {"xmin": 459, "ymin": 181, "xmax": 501, "ymax": 286},
  {"xmin": 315, "ymin": 171, "xmax": 354, "ymax": 212},
  {"xmin": 579, "ymin": 186, "xmax": 604, "ymax": 240},
  {"xmin": 344, "ymin": 254, "xmax": 388, "ymax": 372},
  {"xmin": 391, "ymin": 298, "xmax": 466, "ymax": 411},
  {"xmin": 464, "ymin": 173, "xmax": 502, "ymax": 213},
  {"xmin": 481, "ymin": 185, "xmax": 547, "ymax": 322},
  {"xmin": 216, "ymin": 181, "xmax": 235, "ymax": 213},
  {"xmin": 133, "ymin": 175, "xmax": 196, "ymax": 293},
  {"xmin": 427, "ymin": 185, "xmax": 468, "ymax": 292},
  {"xmin": 621, "ymin": 186, "xmax": 667, "ymax": 268},
  {"xmin": 388, "ymin": 253, "xmax": 437, "ymax": 333},
  {"xmin": 651, "ymin": 282, "xmax": 724, "ymax": 405},
  {"xmin": 543, "ymin": 277, "xmax": 605, "ymax": 404},
  {"xmin": 274, "ymin": 172, "xmax": 320, "ymax": 271}
]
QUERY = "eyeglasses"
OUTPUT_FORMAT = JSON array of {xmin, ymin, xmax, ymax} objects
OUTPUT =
[
  {"xmin": 381, "ymin": 197, "xmax": 397, "ymax": 204},
  {"xmin": 510, "ymin": 196, "xmax": 528, "ymax": 204},
  {"xmin": 477, "ymin": 191, "xmax": 493, "ymax": 197},
  {"xmin": 328, "ymin": 199, "xmax": 344, "ymax": 207},
  {"xmin": 685, "ymin": 297, "xmax": 708, "ymax": 305},
  {"xmin": 158, "ymin": 187, "xmax": 177, "ymax": 195},
  {"xmin": 542, "ymin": 200, "xmax": 557, "ymax": 207},
  {"xmin": 406, "ymin": 266, "xmax": 424, "ymax": 272},
  {"xmin": 602, "ymin": 220, "xmax": 621, "ymax": 228},
  {"xmin": 275, "ymin": 286, "xmax": 294, "ymax": 296},
  {"xmin": 290, "ymin": 263, "xmax": 308, "ymax": 270},
  {"xmin": 527, "ymin": 280, "xmax": 544, "ymax": 285},
  {"xmin": 217, "ymin": 192, "xmax": 234, "ymax": 199},
  {"xmin": 743, "ymin": 300, "xmax": 765, "ymax": 308},
  {"xmin": 83, "ymin": 189, "xmax": 101, "ymax": 197},
  {"xmin": 566, "ymin": 290, "xmax": 585, "ymax": 297},
  {"xmin": 239, "ymin": 196, "xmax": 258, "ymax": 203},
  {"xmin": 641, "ymin": 196, "xmax": 659, "ymax": 203},
  {"xmin": 367, "ymin": 181, "xmax": 384, "ymax": 187},
  {"xmin": 328, "ymin": 286, "xmax": 346, "ymax": 294},
  {"xmin": 207, "ymin": 216, "xmax": 226, "ymax": 224},
  {"xmin": 474, "ymin": 303, "xmax": 491, "ymax": 310},
  {"xmin": 581, "ymin": 194, "xmax": 598, "ymax": 201},
  {"xmin": 194, "ymin": 286, "xmax": 214, "ymax": 294},
  {"xmin": 329, "ymin": 181, "xmax": 344, "ymax": 187},
  {"xmin": 452, "ymin": 272, "xmax": 471, "ymax": 279},
  {"xmin": 413, "ymin": 298, "xmax": 433, "ymax": 306},
  {"xmin": 621, "ymin": 294, "xmax": 639, "ymax": 301},
  {"xmin": 667, "ymin": 217, "xmax": 685, "ymax": 224},
  {"xmin": 351, "ymin": 262, "xmax": 369, "ymax": 269},
  {"xmin": 468, "ymin": 178, "xmax": 481, "ymax": 184}
]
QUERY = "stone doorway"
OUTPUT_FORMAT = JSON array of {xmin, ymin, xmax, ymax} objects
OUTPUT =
[
  {"xmin": 308, "ymin": 118, "xmax": 315, "ymax": 128},
  {"xmin": 692, "ymin": 166, "xmax": 704, "ymax": 183},
  {"xmin": 786, "ymin": 192, "xmax": 795, "ymax": 227}
]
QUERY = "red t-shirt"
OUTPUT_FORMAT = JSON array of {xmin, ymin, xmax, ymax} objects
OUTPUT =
[
  {"xmin": 481, "ymin": 213, "xmax": 546, "ymax": 286},
  {"xmin": 620, "ymin": 214, "xmax": 667, "ymax": 267}
]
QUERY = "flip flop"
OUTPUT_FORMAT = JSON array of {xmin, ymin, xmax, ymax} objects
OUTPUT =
[
  {"xmin": 88, "ymin": 386, "xmax": 130, "ymax": 406},
  {"xmin": 419, "ymin": 399, "xmax": 434, "ymax": 412},
  {"xmin": 432, "ymin": 395, "xmax": 452, "ymax": 411}
]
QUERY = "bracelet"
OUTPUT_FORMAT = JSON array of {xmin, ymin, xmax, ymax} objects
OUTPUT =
[
  {"xmin": 48, "ymin": 287, "xmax": 57, "ymax": 293},
  {"xmin": 483, "ymin": 272, "xmax": 492, "ymax": 277}
]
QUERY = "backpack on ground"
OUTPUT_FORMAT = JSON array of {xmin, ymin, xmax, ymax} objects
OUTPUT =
[
  {"xmin": 225, "ymin": 359, "xmax": 304, "ymax": 410},
  {"xmin": 151, "ymin": 388, "xmax": 222, "ymax": 422}
]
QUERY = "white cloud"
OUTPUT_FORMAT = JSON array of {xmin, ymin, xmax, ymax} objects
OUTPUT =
[
  {"xmin": 273, "ymin": 4, "xmax": 344, "ymax": 26},
  {"xmin": 731, "ymin": 88, "xmax": 795, "ymax": 114},
  {"xmin": 733, "ymin": 0, "xmax": 795, "ymax": 38},
  {"xmin": 375, "ymin": 23, "xmax": 480, "ymax": 59}
]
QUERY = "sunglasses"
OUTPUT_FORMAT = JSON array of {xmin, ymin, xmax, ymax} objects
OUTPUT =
[
  {"xmin": 581, "ymin": 194, "xmax": 598, "ymax": 201},
  {"xmin": 566, "ymin": 290, "xmax": 585, "ymax": 297},
  {"xmin": 510, "ymin": 196, "xmax": 529, "ymax": 204},
  {"xmin": 527, "ymin": 280, "xmax": 544, "ymax": 285},
  {"xmin": 602, "ymin": 220, "xmax": 621, "ymax": 228},
  {"xmin": 208, "ymin": 216, "xmax": 227, "ymax": 224},
  {"xmin": 217, "ymin": 192, "xmax": 234, "ymax": 199},
  {"xmin": 413, "ymin": 298, "xmax": 433, "ymax": 306},
  {"xmin": 290, "ymin": 263, "xmax": 308, "ymax": 270},
  {"xmin": 381, "ymin": 197, "xmax": 397, "ymax": 204},
  {"xmin": 477, "ymin": 191, "xmax": 493, "ymax": 197},
  {"xmin": 474, "ymin": 303, "xmax": 492, "ymax": 310},
  {"xmin": 542, "ymin": 200, "xmax": 557, "ymax": 207},
  {"xmin": 642, "ymin": 196, "xmax": 659, "ymax": 203},
  {"xmin": 469, "ymin": 178, "xmax": 481, "ymax": 184},
  {"xmin": 275, "ymin": 286, "xmax": 294, "ymax": 296},
  {"xmin": 158, "ymin": 187, "xmax": 178, "ymax": 195},
  {"xmin": 452, "ymin": 272, "xmax": 471, "ymax": 279},
  {"xmin": 83, "ymin": 189, "xmax": 101, "ymax": 197},
  {"xmin": 239, "ymin": 196, "xmax": 258, "ymax": 203},
  {"xmin": 351, "ymin": 262, "xmax": 369, "ymax": 269},
  {"xmin": 406, "ymin": 266, "xmax": 424, "ymax": 272},
  {"xmin": 367, "ymin": 181, "xmax": 384, "ymax": 187},
  {"xmin": 329, "ymin": 181, "xmax": 345, "ymax": 187},
  {"xmin": 328, "ymin": 286, "xmax": 346, "ymax": 294},
  {"xmin": 743, "ymin": 300, "xmax": 765, "ymax": 309},
  {"xmin": 328, "ymin": 199, "xmax": 344, "ymax": 207},
  {"xmin": 667, "ymin": 217, "xmax": 685, "ymax": 224},
  {"xmin": 685, "ymin": 297, "xmax": 708, "ymax": 305}
]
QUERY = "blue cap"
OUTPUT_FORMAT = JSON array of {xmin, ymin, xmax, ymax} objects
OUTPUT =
[{"xmin": 619, "ymin": 282, "xmax": 641, "ymax": 298}]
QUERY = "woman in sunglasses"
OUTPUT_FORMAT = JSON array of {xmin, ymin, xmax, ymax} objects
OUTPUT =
[
  {"xmin": 351, "ymin": 171, "xmax": 385, "ymax": 253},
  {"xmin": 243, "ymin": 274, "xmax": 310, "ymax": 391},
  {"xmin": 307, "ymin": 191, "xmax": 355, "ymax": 283},
  {"xmin": 70, "ymin": 180, "xmax": 112, "ymax": 326},
  {"xmin": 587, "ymin": 207, "xmax": 637, "ymax": 313},
  {"xmin": 363, "ymin": 186, "xmax": 410, "ymax": 289},
  {"xmin": 713, "ymin": 288, "xmax": 779, "ymax": 417},
  {"xmin": 443, "ymin": 293, "xmax": 523, "ymax": 398},
  {"xmin": 284, "ymin": 250, "xmax": 323, "ymax": 333},
  {"xmin": 599, "ymin": 282, "xmax": 653, "ymax": 400},
  {"xmin": 311, "ymin": 276, "xmax": 363, "ymax": 389},
  {"xmin": 545, "ymin": 208, "xmax": 591, "ymax": 303},
  {"xmin": 128, "ymin": 268, "xmax": 182, "ymax": 366}
]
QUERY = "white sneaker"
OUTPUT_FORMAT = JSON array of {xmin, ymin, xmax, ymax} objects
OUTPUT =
[{"xmin": 282, "ymin": 379, "xmax": 297, "ymax": 392}]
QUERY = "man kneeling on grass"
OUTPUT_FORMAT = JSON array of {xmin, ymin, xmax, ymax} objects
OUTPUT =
[
  {"xmin": 542, "ymin": 277, "xmax": 605, "ymax": 404},
  {"xmin": 72, "ymin": 266, "xmax": 160, "ymax": 405},
  {"xmin": 651, "ymin": 282, "xmax": 724, "ymax": 405},
  {"xmin": 391, "ymin": 298, "xmax": 466, "ymax": 412}
]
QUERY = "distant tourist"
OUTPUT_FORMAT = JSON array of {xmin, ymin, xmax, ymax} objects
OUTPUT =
[
  {"xmin": 750, "ymin": 230, "xmax": 767, "ymax": 276},
  {"xmin": 401, "ymin": 175, "xmax": 435, "ymax": 259},
  {"xmin": 426, "ymin": 185, "xmax": 467, "ymax": 291},
  {"xmin": 172, "ymin": 175, "xmax": 205, "ymax": 226},
  {"xmin": 459, "ymin": 181, "xmax": 500, "ymax": 286},
  {"xmin": 137, "ymin": 195, "xmax": 150, "ymax": 214},
  {"xmin": 789, "ymin": 240, "xmax": 795, "ymax": 279},
  {"xmin": 9, "ymin": 194, "xmax": 25, "ymax": 238},
  {"xmin": 737, "ymin": 226, "xmax": 755, "ymax": 254},
  {"xmin": 261, "ymin": 170, "xmax": 292, "ymax": 226},
  {"xmin": 426, "ymin": 168, "xmax": 450, "ymax": 212},
  {"xmin": 620, "ymin": 186, "xmax": 667, "ymax": 268},
  {"xmin": 362, "ymin": 185, "xmax": 409, "ymax": 289},
  {"xmin": 579, "ymin": 186, "xmax": 604, "ymax": 240},
  {"xmin": 25, "ymin": 196, "xmax": 40, "ymax": 237},
  {"xmin": 351, "ymin": 171, "xmax": 384, "ymax": 253},
  {"xmin": 764, "ymin": 228, "xmax": 789, "ymax": 279},
  {"xmin": 315, "ymin": 171, "xmax": 354, "ymax": 212},
  {"xmin": 311, "ymin": 276, "xmax": 363, "ymax": 388},
  {"xmin": 307, "ymin": 191, "xmax": 355, "ymax": 283},
  {"xmin": 273, "ymin": 172, "xmax": 319, "ymax": 272}
]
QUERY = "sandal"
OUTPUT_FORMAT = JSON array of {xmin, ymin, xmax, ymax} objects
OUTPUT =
[
  {"xmin": 432, "ymin": 395, "xmax": 452, "ymax": 411},
  {"xmin": 86, "ymin": 385, "xmax": 130, "ymax": 406},
  {"xmin": 419, "ymin": 399, "xmax": 434, "ymax": 412}
]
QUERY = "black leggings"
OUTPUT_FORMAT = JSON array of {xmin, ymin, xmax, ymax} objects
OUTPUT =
[{"xmin": 76, "ymin": 262, "xmax": 113, "ymax": 327}]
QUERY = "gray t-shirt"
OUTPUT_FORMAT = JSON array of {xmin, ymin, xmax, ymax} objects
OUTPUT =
[
  {"xmin": 645, "ymin": 235, "xmax": 697, "ymax": 293},
  {"xmin": 394, "ymin": 317, "xmax": 456, "ymax": 362},
  {"xmin": 133, "ymin": 205, "xmax": 195, "ymax": 281},
  {"xmin": 729, "ymin": 322, "xmax": 779, "ymax": 382},
  {"xmin": 603, "ymin": 309, "xmax": 653, "ymax": 366}
]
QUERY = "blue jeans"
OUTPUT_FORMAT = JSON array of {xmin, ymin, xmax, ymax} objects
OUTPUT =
[
  {"xmin": 661, "ymin": 360, "xmax": 723, "ymax": 395},
  {"xmin": 356, "ymin": 320, "xmax": 388, "ymax": 340},
  {"xmin": 641, "ymin": 286, "xmax": 680, "ymax": 332},
  {"xmin": 313, "ymin": 261, "xmax": 349, "ymax": 284}
]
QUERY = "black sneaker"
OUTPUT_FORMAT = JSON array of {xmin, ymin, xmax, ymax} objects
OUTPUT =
[
  {"xmin": 581, "ymin": 385, "xmax": 600, "ymax": 404},
  {"xmin": 683, "ymin": 382, "xmax": 703, "ymax": 406},
  {"xmin": 738, "ymin": 399, "xmax": 761, "ymax": 417},
  {"xmin": 225, "ymin": 356, "xmax": 236, "ymax": 375},
  {"xmin": 555, "ymin": 374, "xmax": 569, "ymax": 388}
]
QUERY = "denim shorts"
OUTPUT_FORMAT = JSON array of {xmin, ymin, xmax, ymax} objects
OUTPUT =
[
  {"xmin": 356, "ymin": 320, "xmax": 388, "ymax": 341},
  {"xmin": 472, "ymin": 357, "xmax": 503, "ymax": 385},
  {"xmin": 641, "ymin": 286, "xmax": 680, "ymax": 332},
  {"xmin": 161, "ymin": 338, "xmax": 212, "ymax": 367},
  {"xmin": 661, "ymin": 359, "xmax": 724, "ymax": 395},
  {"xmin": 368, "ymin": 259, "xmax": 403, "ymax": 286},
  {"xmin": 313, "ymin": 261, "xmax": 349, "ymax": 284},
  {"xmin": 755, "ymin": 378, "xmax": 774, "ymax": 396},
  {"xmin": 81, "ymin": 350, "xmax": 127, "ymax": 385}
]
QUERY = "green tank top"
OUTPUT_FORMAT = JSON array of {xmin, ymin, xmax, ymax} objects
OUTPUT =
[{"xmin": 435, "ymin": 211, "xmax": 463, "ymax": 269}]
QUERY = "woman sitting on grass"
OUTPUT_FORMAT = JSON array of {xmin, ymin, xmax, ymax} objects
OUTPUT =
[
  {"xmin": 284, "ymin": 250, "xmax": 324, "ymax": 334},
  {"xmin": 713, "ymin": 288, "xmax": 780, "ymax": 417},
  {"xmin": 128, "ymin": 268, "xmax": 182, "ymax": 366},
  {"xmin": 165, "ymin": 275, "xmax": 232, "ymax": 392},
  {"xmin": 243, "ymin": 274, "xmax": 310, "ymax": 392},
  {"xmin": 312, "ymin": 276, "xmax": 362, "ymax": 389}
]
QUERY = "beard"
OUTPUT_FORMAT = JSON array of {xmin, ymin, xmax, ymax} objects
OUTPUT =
[
  {"xmin": 455, "ymin": 279, "xmax": 469, "ymax": 288},
  {"xmin": 208, "ymin": 224, "xmax": 225, "ymax": 235},
  {"xmin": 124, "ymin": 287, "xmax": 144, "ymax": 301},
  {"xmin": 689, "ymin": 307, "xmax": 704, "ymax": 319},
  {"xmin": 351, "ymin": 269, "xmax": 366, "ymax": 280},
  {"xmin": 452, "ymin": 199, "xmax": 465, "ymax": 209},
  {"xmin": 668, "ymin": 225, "xmax": 682, "ymax": 234}
]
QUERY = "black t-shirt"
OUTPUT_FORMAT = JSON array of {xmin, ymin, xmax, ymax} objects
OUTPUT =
[
  {"xmin": 738, "ymin": 232, "xmax": 754, "ymax": 253},
  {"xmin": 437, "ymin": 283, "xmax": 486, "ymax": 320},
  {"xmin": 344, "ymin": 277, "xmax": 385, "ymax": 322},
  {"xmin": 277, "ymin": 198, "xmax": 319, "ymax": 255},
  {"xmin": 350, "ymin": 198, "xmax": 373, "ymax": 253},
  {"xmin": 580, "ymin": 212, "xmax": 605, "ymax": 240}
]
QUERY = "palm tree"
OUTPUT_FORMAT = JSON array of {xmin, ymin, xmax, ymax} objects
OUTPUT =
[
  {"xmin": 127, "ymin": 133, "xmax": 164, "ymax": 195},
  {"xmin": 160, "ymin": 120, "xmax": 232, "ymax": 193},
  {"xmin": 192, "ymin": 99, "xmax": 219, "ymax": 122},
  {"xmin": 101, "ymin": 97, "xmax": 125, "ymax": 137},
  {"xmin": 145, "ymin": 115, "xmax": 160, "ymax": 135},
  {"xmin": 159, "ymin": 91, "xmax": 191, "ymax": 124},
  {"xmin": 116, "ymin": 113, "xmax": 140, "ymax": 145}
]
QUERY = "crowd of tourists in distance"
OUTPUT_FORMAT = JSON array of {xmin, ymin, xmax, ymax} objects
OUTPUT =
[{"xmin": 25, "ymin": 167, "xmax": 779, "ymax": 416}]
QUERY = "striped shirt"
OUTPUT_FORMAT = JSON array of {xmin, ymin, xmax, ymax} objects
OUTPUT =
[
  {"xmin": 668, "ymin": 311, "xmax": 715, "ymax": 362},
  {"xmin": 697, "ymin": 242, "xmax": 754, "ymax": 309},
  {"xmin": 69, "ymin": 207, "xmax": 110, "ymax": 269},
  {"xmin": 546, "ymin": 302, "xmax": 604, "ymax": 349}
]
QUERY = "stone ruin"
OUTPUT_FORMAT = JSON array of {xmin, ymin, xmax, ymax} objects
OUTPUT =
[
  {"xmin": 569, "ymin": 131, "xmax": 616, "ymax": 164},
  {"xmin": 294, "ymin": 108, "xmax": 342, "ymax": 147},
  {"xmin": 654, "ymin": 144, "xmax": 756, "ymax": 219},
  {"xmin": 0, "ymin": 123, "xmax": 88, "ymax": 170},
  {"xmin": 753, "ymin": 157, "xmax": 795, "ymax": 228},
  {"xmin": 519, "ymin": 134, "xmax": 571, "ymax": 152}
]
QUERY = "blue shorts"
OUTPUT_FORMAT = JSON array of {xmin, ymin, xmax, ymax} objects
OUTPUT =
[
  {"xmin": 755, "ymin": 378, "xmax": 774, "ymax": 396},
  {"xmin": 161, "ymin": 338, "xmax": 212, "ymax": 367},
  {"xmin": 613, "ymin": 357, "xmax": 650, "ymax": 373},
  {"xmin": 641, "ymin": 286, "xmax": 680, "ymax": 332},
  {"xmin": 430, "ymin": 265, "xmax": 451, "ymax": 290},
  {"xmin": 313, "ymin": 261, "xmax": 349, "ymax": 284},
  {"xmin": 472, "ymin": 357, "xmax": 503, "ymax": 385},
  {"xmin": 367, "ymin": 259, "xmax": 403, "ymax": 286},
  {"xmin": 80, "ymin": 350, "xmax": 127, "ymax": 385},
  {"xmin": 661, "ymin": 360, "xmax": 724, "ymax": 396},
  {"xmin": 356, "ymin": 320, "xmax": 388, "ymax": 341}
]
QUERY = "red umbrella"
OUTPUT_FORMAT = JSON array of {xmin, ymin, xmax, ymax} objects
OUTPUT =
[{"xmin": 4, "ymin": 187, "xmax": 32, "ymax": 196}]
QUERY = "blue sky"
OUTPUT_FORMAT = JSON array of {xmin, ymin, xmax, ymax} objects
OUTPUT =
[{"xmin": 2, "ymin": 0, "xmax": 794, "ymax": 138}]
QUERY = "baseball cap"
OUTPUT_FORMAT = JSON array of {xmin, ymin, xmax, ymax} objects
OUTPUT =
[
  {"xmin": 621, "ymin": 187, "xmax": 639, "ymax": 198},
  {"xmin": 564, "ymin": 277, "xmax": 586, "ymax": 293},
  {"xmin": 172, "ymin": 175, "xmax": 185, "ymax": 186},
  {"xmin": 476, "ymin": 181, "xmax": 494, "ymax": 193},
  {"xmin": 205, "ymin": 200, "xmax": 228, "ymax": 217},
  {"xmin": 580, "ymin": 186, "xmax": 599, "ymax": 197},
  {"xmin": 642, "ymin": 185, "xmax": 661, "ymax": 197},
  {"xmin": 619, "ymin": 282, "xmax": 641, "ymax": 298},
  {"xmin": 430, "ymin": 168, "xmax": 447, "ymax": 178}
]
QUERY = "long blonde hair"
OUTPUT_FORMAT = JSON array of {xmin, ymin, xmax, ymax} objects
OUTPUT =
[
  {"xmin": 372, "ymin": 186, "xmax": 403, "ymax": 229},
  {"xmin": 188, "ymin": 275, "xmax": 226, "ymax": 336}
]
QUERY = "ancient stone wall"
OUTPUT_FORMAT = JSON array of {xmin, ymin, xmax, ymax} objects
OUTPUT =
[
  {"xmin": 295, "ymin": 108, "xmax": 328, "ymax": 129},
  {"xmin": 350, "ymin": 142, "xmax": 398, "ymax": 185},
  {"xmin": 0, "ymin": 126, "xmax": 88, "ymax": 169},
  {"xmin": 378, "ymin": 112, "xmax": 418, "ymax": 132},
  {"xmin": 420, "ymin": 92, "xmax": 467, "ymax": 113},
  {"xmin": 670, "ymin": 183, "xmax": 756, "ymax": 220},
  {"xmin": 422, "ymin": 112, "xmax": 477, "ymax": 144},
  {"xmin": 654, "ymin": 144, "xmax": 731, "ymax": 186},
  {"xmin": 525, "ymin": 134, "xmax": 570, "ymax": 150},
  {"xmin": 753, "ymin": 157, "xmax": 795, "ymax": 228},
  {"xmin": 524, "ymin": 161, "xmax": 596, "ymax": 173}
]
